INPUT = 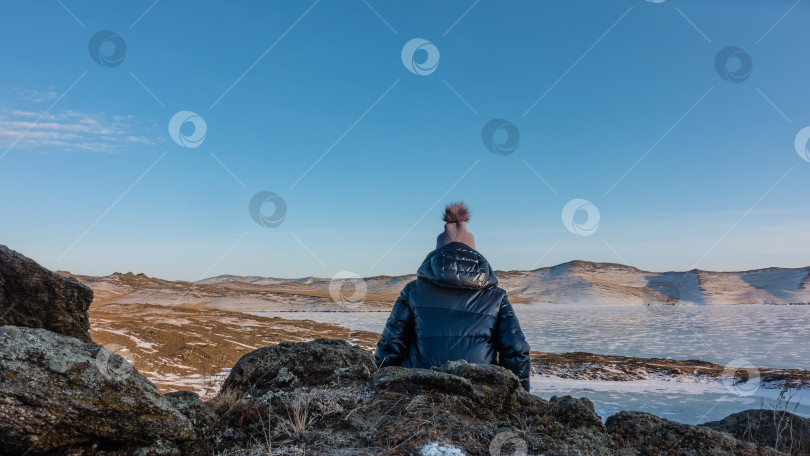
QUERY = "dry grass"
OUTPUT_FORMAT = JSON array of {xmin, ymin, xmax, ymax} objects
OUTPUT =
[
  {"xmin": 210, "ymin": 387, "xmax": 269, "ymax": 428},
  {"xmin": 752, "ymin": 375, "xmax": 808, "ymax": 455},
  {"xmin": 88, "ymin": 302, "xmax": 379, "ymax": 396},
  {"xmin": 274, "ymin": 391, "xmax": 316, "ymax": 440},
  {"xmin": 346, "ymin": 391, "xmax": 486, "ymax": 455},
  {"xmin": 200, "ymin": 353, "xmax": 229, "ymax": 399}
]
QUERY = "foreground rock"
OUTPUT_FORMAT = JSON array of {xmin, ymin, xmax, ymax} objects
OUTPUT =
[
  {"xmin": 0, "ymin": 326, "xmax": 193, "ymax": 454},
  {"xmin": 607, "ymin": 411, "xmax": 783, "ymax": 456},
  {"xmin": 191, "ymin": 338, "xmax": 779, "ymax": 456},
  {"xmin": 0, "ymin": 244, "xmax": 93, "ymax": 342},
  {"xmin": 0, "ymin": 331, "xmax": 796, "ymax": 455},
  {"xmin": 702, "ymin": 409, "xmax": 810, "ymax": 455},
  {"xmin": 222, "ymin": 338, "xmax": 376, "ymax": 395},
  {"xmin": 202, "ymin": 339, "xmax": 607, "ymax": 455}
]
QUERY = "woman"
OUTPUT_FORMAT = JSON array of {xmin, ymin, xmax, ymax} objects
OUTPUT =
[{"xmin": 374, "ymin": 202, "xmax": 531, "ymax": 391}]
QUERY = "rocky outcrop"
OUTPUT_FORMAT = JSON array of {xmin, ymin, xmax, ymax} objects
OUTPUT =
[
  {"xmin": 165, "ymin": 390, "xmax": 219, "ymax": 450},
  {"xmin": 190, "ymin": 339, "xmax": 779, "ymax": 456},
  {"xmin": 702, "ymin": 409, "xmax": 810, "ymax": 455},
  {"xmin": 221, "ymin": 338, "xmax": 375, "ymax": 396},
  {"xmin": 607, "ymin": 411, "xmax": 783, "ymax": 455},
  {"xmin": 0, "ymin": 326, "xmax": 193, "ymax": 454},
  {"xmin": 0, "ymin": 330, "xmax": 795, "ymax": 456},
  {"xmin": 205, "ymin": 339, "xmax": 607, "ymax": 455},
  {"xmin": 0, "ymin": 244, "xmax": 93, "ymax": 342}
]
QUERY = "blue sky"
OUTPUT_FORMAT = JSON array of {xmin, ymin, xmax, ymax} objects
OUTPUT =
[{"xmin": 1, "ymin": 0, "xmax": 809, "ymax": 281}]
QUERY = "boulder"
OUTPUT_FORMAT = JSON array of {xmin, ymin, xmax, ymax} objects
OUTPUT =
[
  {"xmin": 435, "ymin": 359, "xmax": 521, "ymax": 399},
  {"xmin": 165, "ymin": 390, "xmax": 218, "ymax": 435},
  {"xmin": 606, "ymin": 410, "xmax": 783, "ymax": 455},
  {"xmin": 371, "ymin": 360, "xmax": 548, "ymax": 418},
  {"xmin": 212, "ymin": 339, "xmax": 614, "ymax": 456},
  {"xmin": 701, "ymin": 409, "xmax": 810, "ymax": 454},
  {"xmin": 164, "ymin": 391, "xmax": 221, "ymax": 455},
  {"xmin": 220, "ymin": 338, "xmax": 374, "ymax": 397},
  {"xmin": 0, "ymin": 326, "xmax": 194, "ymax": 454},
  {"xmin": 370, "ymin": 365, "xmax": 474, "ymax": 396},
  {"xmin": 0, "ymin": 244, "xmax": 93, "ymax": 342},
  {"xmin": 545, "ymin": 394, "xmax": 604, "ymax": 429}
]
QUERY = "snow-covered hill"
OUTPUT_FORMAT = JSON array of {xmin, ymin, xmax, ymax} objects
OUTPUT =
[
  {"xmin": 61, "ymin": 261, "xmax": 810, "ymax": 310},
  {"xmin": 200, "ymin": 260, "xmax": 810, "ymax": 306},
  {"xmin": 496, "ymin": 261, "xmax": 810, "ymax": 305}
]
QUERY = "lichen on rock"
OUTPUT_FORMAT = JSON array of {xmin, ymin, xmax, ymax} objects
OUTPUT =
[{"xmin": 0, "ymin": 326, "xmax": 193, "ymax": 454}]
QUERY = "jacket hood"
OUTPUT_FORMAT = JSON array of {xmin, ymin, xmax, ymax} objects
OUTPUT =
[{"xmin": 416, "ymin": 242, "xmax": 499, "ymax": 290}]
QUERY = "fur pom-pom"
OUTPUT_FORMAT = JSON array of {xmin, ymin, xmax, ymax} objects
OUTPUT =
[{"xmin": 442, "ymin": 202, "xmax": 470, "ymax": 223}]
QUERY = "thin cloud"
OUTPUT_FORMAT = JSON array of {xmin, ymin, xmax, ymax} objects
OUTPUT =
[
  {"xmin": 0, "ymin": 107, "xmax": 161, "ymax": 153},
  {"xmin": 12, "ymin": 88, "xmax": 60, "ymax": 103}
]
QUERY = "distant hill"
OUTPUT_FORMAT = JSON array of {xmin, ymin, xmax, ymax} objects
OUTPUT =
[
  {"xmin": 60, "ymin": 261, "xmax": 810, "ymax": 312},
  {"xmin": 495, "ymin": 261, "xmax": 810, "ymax": 305}
]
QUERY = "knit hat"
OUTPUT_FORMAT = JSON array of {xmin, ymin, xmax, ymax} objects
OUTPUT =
[{"xmin": 436, "ymin": 202, "xmax": 476, "ymax": 250}]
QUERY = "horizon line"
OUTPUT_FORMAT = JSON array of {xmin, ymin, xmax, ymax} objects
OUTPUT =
[{"xmin": 55, "ymin": 258, "xmax": 810, "ymax": 283}]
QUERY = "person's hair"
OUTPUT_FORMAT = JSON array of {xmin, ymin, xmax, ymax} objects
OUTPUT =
[{"xmin": 442, "ymin": 202, "xmax": 470, "ymax": 223}]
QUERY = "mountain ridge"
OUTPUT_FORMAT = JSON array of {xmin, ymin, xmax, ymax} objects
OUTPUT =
[{"xmin": 57, "ymin": 260, "xmax": 810, "ymax": 310}]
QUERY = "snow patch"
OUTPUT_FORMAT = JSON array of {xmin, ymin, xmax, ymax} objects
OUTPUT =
[{"xmin": 420, "ymin": 442, "xmax": 466, "ymax": 456}]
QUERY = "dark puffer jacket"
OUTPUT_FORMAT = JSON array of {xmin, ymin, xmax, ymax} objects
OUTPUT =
[{"xmin": 374, "ymin": 242, "xmax": 531, "ymax": 391}]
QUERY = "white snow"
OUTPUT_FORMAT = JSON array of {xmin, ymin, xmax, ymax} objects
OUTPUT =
[
  {"xmin": 496, "ymin": 262, "xmax": 810, "ymax": 306},
  {"xmin": 94, "ymin": 328, "xmax": 157, "ymax": 352},
  {"xmin": 420, "ymin": 442, "xmax": 466, "ymax": 456}
]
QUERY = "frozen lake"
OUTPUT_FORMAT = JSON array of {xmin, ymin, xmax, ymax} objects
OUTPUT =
[
  {"xmin": 253, "ymin": 305, "xmax": 810, "ymax": 423},
  {"xmin": 254, "ymin": 305, "xmax": 810, "ymax": 369},
  {"xmin": 530, "ymin": 375, "xmax": 809, "ymax": 425}
]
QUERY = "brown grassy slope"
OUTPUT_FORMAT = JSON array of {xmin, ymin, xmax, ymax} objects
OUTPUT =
[{"xmin": 89, "ymin": 302, "xmax": 379, "ymax": 399}]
